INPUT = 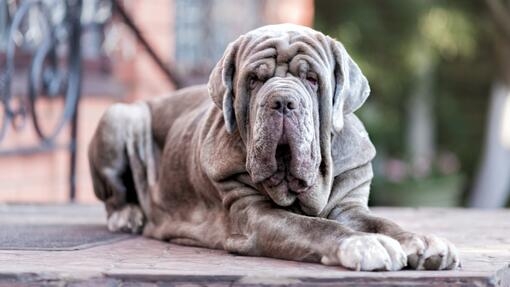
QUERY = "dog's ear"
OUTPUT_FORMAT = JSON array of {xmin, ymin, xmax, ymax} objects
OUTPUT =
[
  {"xmin": 208, "ymin": 39, "xmax": 241, "ymax": 134},
  {"xmin": 329, "ymin": 38, "xmax": 370, "ymax": 133}
]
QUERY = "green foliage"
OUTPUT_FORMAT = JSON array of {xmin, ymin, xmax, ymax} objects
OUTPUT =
[
  {"xmin": 418, "ymin": 7, "xmax": 476, "ymax": 60},
  {"xmin": 315, "ymin": 0, "xmax": 494, "ymax": 199}
]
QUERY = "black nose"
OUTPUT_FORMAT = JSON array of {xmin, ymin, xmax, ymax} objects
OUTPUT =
[{"xmin": 269, "ymin": 95, "xmax": 297, "ymax": 113}]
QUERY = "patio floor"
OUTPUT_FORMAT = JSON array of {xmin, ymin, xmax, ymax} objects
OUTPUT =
[{"xmin": 0, "ymin": 205, "xmax": 509, "ymax": 286}]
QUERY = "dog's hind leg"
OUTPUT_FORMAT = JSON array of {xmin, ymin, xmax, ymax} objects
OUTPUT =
[{"xmin": 88, "ymin": 102, "xmax": 157, "ymax": 234}]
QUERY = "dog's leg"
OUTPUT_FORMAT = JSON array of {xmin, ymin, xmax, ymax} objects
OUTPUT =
[
  {"xmin": 326, "ymin": 163, "xmax": 460, "ymax": 270},
  {"xmin": 89, "ymin": 102, "xmax": 156, "ymax": 234},
  {"xmin": 329, "ymin": 189, "xmax": 460, "ymax": 270},
  {"xmin": 225, "ymin": 196, "xmax": 407, "ymax": 271},
  {"xmin": 107, "ymin": 204, "xmax": 145, "ymax": 234}
]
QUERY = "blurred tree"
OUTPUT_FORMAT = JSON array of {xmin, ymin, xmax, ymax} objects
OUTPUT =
[
  {"xmin": 315, "ymin": 0, "xmax": 493, "ymax": 205},
  {"xmin": 469, "ymin": 0, "xmax": 510, "ymax": 207}
]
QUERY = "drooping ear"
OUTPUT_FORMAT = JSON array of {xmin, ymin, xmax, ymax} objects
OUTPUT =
[
  {"xmin": 207, "ymin": 40, "xmax": 240, "ymax": 134},
  {"xmin": 329, "ymin": 38, "xmax": 370, "ymax": 133}
]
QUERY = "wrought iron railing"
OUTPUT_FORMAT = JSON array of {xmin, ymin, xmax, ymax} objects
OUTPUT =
[
  {"xmin": 0, "ymin": 0, "xmax": 83, "ymax": 200},
  {"xmin": 0, "ymin": 0, "xmax": 180, "ymax": 201}
]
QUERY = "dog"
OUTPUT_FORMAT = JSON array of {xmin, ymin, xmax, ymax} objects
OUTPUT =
[{"xmin": 88, "ymin": 24, "xmax": 460, "ymax": 271}]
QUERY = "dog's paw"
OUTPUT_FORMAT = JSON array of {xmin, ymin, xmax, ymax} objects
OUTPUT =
[
  {"xmin": 107, "ymin": 204, "xmax": 145, "ymax": 234},
  {"xmin": 399, "ymin": 233, "xmax": 460, "ymax": 270},
  {"xmin": 321, "ymin": 234, "xmax": 407, "ymax": 271}
]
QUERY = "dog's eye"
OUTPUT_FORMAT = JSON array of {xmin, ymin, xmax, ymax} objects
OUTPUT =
[
  {"xmin": 249, "ymin": 78, "xmax": 261, "ymax": 90},
  {"xmin": 306, "ymin": 76, "xmax": 318, "ymax": 88}
]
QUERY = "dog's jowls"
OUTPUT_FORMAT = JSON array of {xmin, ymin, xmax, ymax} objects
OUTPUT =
[{"xmin": 88, "ymin": 24, "xmax": 460, "ymax": 271}]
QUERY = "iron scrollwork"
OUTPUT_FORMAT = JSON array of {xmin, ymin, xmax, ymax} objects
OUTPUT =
[
  {"xmin": 0, "ymin": 0, "xmax": 181, "ymax": 201},
  {"xmin": 0, "ymin": 0, "xmax": 82, "ymax": 200}
]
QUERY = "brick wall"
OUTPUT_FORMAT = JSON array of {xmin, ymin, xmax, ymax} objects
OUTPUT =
[{"xmin": 0, "ymin": 0, "xmax": 314, "ymax": 203}]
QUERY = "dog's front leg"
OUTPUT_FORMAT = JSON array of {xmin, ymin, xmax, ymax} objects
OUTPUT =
[
  {"xmin": 225, "ymin": 195, "xmax": 407, "ymax": 271},
  {"xmin": 329, "ymin": 184, "xmax": 460, "ymax": 270}
]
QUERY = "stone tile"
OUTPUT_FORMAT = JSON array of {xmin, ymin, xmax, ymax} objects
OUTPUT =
[{"xmin": 0, "ymin": 205, "xmax": 509, "ymax": 286}]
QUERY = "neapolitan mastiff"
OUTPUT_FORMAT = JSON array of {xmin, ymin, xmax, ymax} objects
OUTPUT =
[{"xmin": 89, "ymin": 24, "xmax": 459, "ymax": 271}]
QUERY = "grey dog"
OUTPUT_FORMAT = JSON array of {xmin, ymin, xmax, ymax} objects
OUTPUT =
[{"xmin": 88, "ymin": 24, "xmax": 459, "ymax": 271}]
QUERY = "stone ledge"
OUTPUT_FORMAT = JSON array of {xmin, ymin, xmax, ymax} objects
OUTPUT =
[{"xmin": 0, "ymin": 205, "xmax": 509, "ymax": 286}]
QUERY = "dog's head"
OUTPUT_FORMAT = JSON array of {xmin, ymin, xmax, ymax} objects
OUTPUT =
[{"xmin": 208, "ymin": 24, "xmax": 370, "ymax": 215}]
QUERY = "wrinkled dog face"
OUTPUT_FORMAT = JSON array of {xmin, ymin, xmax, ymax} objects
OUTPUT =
[
  {"xmin": 244, "ymin": 48, "xmax": 322, "ymax": 208},
  {"xmin": 208, "ymin": 24, "xmax": 370, "ymax": 215}
]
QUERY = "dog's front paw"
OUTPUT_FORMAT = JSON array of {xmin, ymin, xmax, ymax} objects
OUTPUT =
[
  {"xmin": 322, "ymin": 234, "xmax": 407, "ymax": 271},
  {"xmin": 107, "ymin": 204, "xmax": 145, "ymax": 234},
  {"xmin": 399, "ymin": 233, "xmax": 460, "ymax": 270}
]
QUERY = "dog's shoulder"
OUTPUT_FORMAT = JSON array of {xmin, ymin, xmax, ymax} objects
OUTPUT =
[{"xmin": 331, "ymin": 113, "xmax": 376, "ymax": 176}]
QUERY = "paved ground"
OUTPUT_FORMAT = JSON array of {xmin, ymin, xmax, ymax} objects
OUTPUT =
[{"xmin": 0, "ymin": 205, "xmax": 509, "ymax": 286}]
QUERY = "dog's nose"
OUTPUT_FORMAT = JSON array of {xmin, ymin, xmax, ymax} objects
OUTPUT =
[{"xmin": 269, "ymin": 95, "xmax": 297, "ymax": 113}]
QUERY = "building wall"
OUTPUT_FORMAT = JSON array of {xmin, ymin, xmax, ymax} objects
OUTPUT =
[{"xmin": 0, "ymin": 0, "xmax": 314, "ymax": 203}]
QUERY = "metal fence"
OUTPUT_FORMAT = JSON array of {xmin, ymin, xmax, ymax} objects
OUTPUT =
[
  {"xmin": 0, "ymin": 0, "xmax": 82, "ymax": 200},
  {"xmin": 0, "ymin": 0, "xmax": 179, "ymax": 200}
]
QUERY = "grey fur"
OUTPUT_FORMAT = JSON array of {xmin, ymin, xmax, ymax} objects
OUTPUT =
[{"xmin": 89, "ymin": 24, "xmax": 459, "ymax": 271}]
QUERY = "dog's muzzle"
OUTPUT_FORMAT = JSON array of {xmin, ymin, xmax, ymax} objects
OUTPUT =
[{"xmin": 246, "ymin": 78, "xmax": 321, "ymax": 205}]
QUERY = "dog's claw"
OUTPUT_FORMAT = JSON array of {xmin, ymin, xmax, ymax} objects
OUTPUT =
[{"xmin": 400, "ymin": 233, "xmax": 460, "ymax": 270}]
